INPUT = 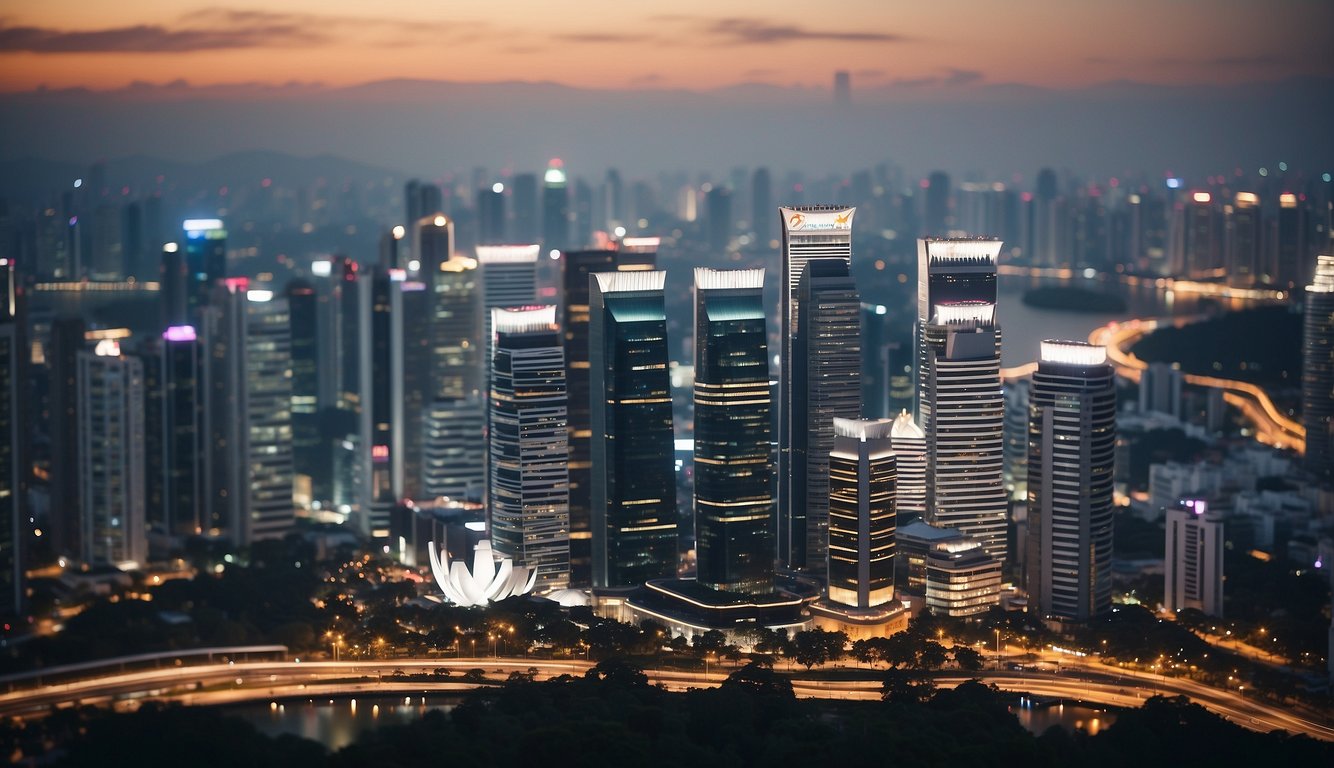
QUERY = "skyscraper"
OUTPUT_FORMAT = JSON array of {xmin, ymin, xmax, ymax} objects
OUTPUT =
[
  {"xmin": 920, "ymin": 300, "xmax": 1007, "ymax": 560},
  {"xmin": 476, "ymin": 244, "xmax": 539, "ymax": 383},
  {"xmin": 916, "ymin": 238, "xmax": 999, "ymax": 418},
  {"xmin": 477, "ymin": 183, "xmax": 506, "ymax": 245},
  {"xmin": 241, "ymin": 290, "xmax": 296, "ymax": 543},
  {"xmin": 415, "ymin": 214, "xmax": 453, "ymax": 278},
  {"xmin": 705, "ymin": 186, "xmax": 732, "ymax": 253},
  {"xmin": 0, "ymin": 257, "xmax": 26, "ymax": 617},
  {"xmin": 751, "ymin": 169, "xmax": 773, "ymax": 247},
  {"xmin": 331, "ymin": 258, "xmax": 372, "ymax": 535},
  {"xmin": 561, "ymin": 247, "xmax": 657, "ymax": 586},
  {"xmin": 694, "ymin": 268, "xmax": 774, "ymax": 594},
  {"xmin": 924, "ymin": 172, "xmax": 952, "ymax": 237},
  {"xmin": 1185, "ymin": 192, "xmax": 1218, "ymax": 277},
  {"xmin": 1303, "ymin": 254, "xmax": 1334, "ymax": 481},
  {"xmin": 488, "ymin": 306, "xmax": 570, "ymax": 591},
  {"xmin": 397, "ymin": 278, "xmax": 433, "ymax": 501},
  {"xmin": 542, "ymin": 160, "xmax": 570, "ymax": 253},
  {"xmin": 182, "ymin": 218, "xmax": 227, "ymax": 321},
  {"xmin": 423, "ymin": 398, "xmax": 486, "ymax": 502},
  {"xmin": 790, "ymin": 258, "xmax": 861, "ymax": 574},
  {"xmin": 1165, "ymin": 499, "xmax": 1224, "ymax": 617},
  {"xmin": 431, "ymin": 254, "xmax": 482, "ymax": 400},
  {"xmin": 1003, "ymin": 378, "xmax": 1030, "ymax": 501},
  {"xmin": 778, "ymin": 205, "xmax": 854, "ymax": 570},
  {"xmin": 286, "ymin": 279, "xmax": 321, "ymax": 506},
  {"xmin": 1275, "ymin": 193, "xmax": 1307, "ymax": 289},
  {"xmin": 860, "ymin": 303, "xmax": 891, "ymax": 419},
  {"xmin": 890, "ymin": 411, "xmax": 927, "ymax": 523},
  {"xmin": 1226, "ymin": 192, "xmax": 1261, "ymax": 285},
  {"xmin": 589, "ymin": 271, "xmax": 677, "ymax": 589},
  {"xmin": 1025, "ymin": 341, "xmax": 1116, "ymax": 622},
  {"xmin": 162, "ymin": 324, "xmax": 203, "ymax": 536},
  {"xmin": 77, "ymin": 341, "xmax": 146, "ymax": 566},
  {"xmin": 369, "ymin": 265, "xmax": 402, "ymax": 532},
  {"xmin": 512, "ymin": 174, "xmax": 539, "ymax": 243},
  {"xmin": 48, "ymin": 316, "xmax": 85, "ymax": 556},
  {"xmin": 826, "ymin": 418, "xmax": 896, "ymax": 609}
]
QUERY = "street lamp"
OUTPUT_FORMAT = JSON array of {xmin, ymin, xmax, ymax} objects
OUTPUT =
[{"xmin": 995, "ymin": 629, "xmax": 1002, "ymax": 670}]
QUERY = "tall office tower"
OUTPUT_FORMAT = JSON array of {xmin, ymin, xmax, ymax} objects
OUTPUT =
[
  {"xmin": 1226, "ymin": 192, "xmax": 1261, "ymax": 285},
  {"xmin": 1275, "ymin": 193, "xmax": 1307, "ymax": 289},
  {"xmin": 48, "ymin": 316, "xmax": 85, "ymax": 555},
  {"xmin": 1032, "ymin": 169, "xmax": 1060, "ymax": 267},
  {"xmin": 1185, "ymin": 192, "xmax": 1218, "ymax": 277},
  {"xmin": 512, "ymin": 173, "xmax": 539, "ymax": 243},
  {"xmin": 789, "ymin": 258, "xmax": 862, "ymax": 574},
  {"xmin": 588, "ymin": 271, "xmax": 677, "ymax": 589},
  {"xmin": 0, "ymin": 257, "xmax": 26, "ymax": 616},
  {"xmin": 422, "ymin": 397, "xmax": 486, "ymax": 501},
  {"xmin": 89, "ymin": 202, "xmax": 123, "ymax": 279},
  {"xmin": 826, "ymin": 418, "xmax": 896, "ymax": 609},
  {"xmin": 241, "ymin": 291, "xmax": 295, "ymax": 543},
  {"xmin": 182, "ymin": 218, "xmax": 227, "ymax": 321},
  {"xmin": 603, "ymin": 169, "xmax": 625, "ymax": 232},
  {"xmin": 76, "ymin": 341, "xmax": 146, "ymax": 566},
  {"xmin": 286, "ymin": 279, "xmax": 322, "ymax": 505},
  {"xmin": 705, "ymin": 186, "xmax": 733, "ymax": 252},
  {"xmin": 778, "ymin": 205, "xmax": 854, "ymax": 569},
  {"xmin": 542, "ymin": 161, "xmax": 570, "ymax": 253},
  {"xmin": 379, "ymin": 226, "xmax": 404, "ymax": 270},
  {"xmin": 1165, "ymin": 499, "xmax": 1224, "ymax": 617},
  {"xmin": 860, "ymin": 303, "xmax": 891, "ymax": 419},
  {"xmin": 369, "ymin": 266, "xmax": 402, "ymax": 533},
  {"xmin": 891, "ymin": 411, "xmax": 927, "ymax": 522},
  {"xmin": 431, "ymin": 253, "xmax": 482, "ymax": 400},
  {"xmin": 833, "ymin": 70, "xmax": 851, "ymax": 108},
  {"xmin": 561, "ymin": 248, "xmax": 657, "ymax": 586},
  {"xmin": 1025, "ymin": 341, "xmax": 1116, "ymax": 622},
  {"xmin": 693, "ymin": 268, "xmax": 774, "ymax": 594},
  {"xmin": 397, "ymin": 279, "xmax": 432, "ymax": 501},
  {"xmin": 138, "ymin": 337, "xmax": 164, "ymax": 539},
  {"xmin": 488, "ymin": 306, "xmax": 570, "ymax": 591},
  {"xmin": 476, "ymin": 244, "xmax": 539, "ymax": 379},
  {"xmin": 160, "ymin": 242, "xmax": 189, "ymax": 327},
  {"xmin": 478, "ymin": 183, "xmax": 506, "ymax": 245},
  {"xmin": 1002, "ymin": 378, "xmax": 1030, "ymax": 501},
  {"xmin": 1303, "ymin": 255, "xmax": 1334, "ymax": 481},
  {"xmin": 162, "ymin": 325, "xmax": 203, "ymax": 536},
  {"xmin": 573, "ymin": 178, "xmax": 594, "ymax": 249},
  {"xmin": 920, "ymin": 301, "xmax": 1007, "ymax": 560},
  {"xmin": 120, "ymin": 201, "xmax": 145, "ymax": 278},
  {"xmin": 924, "ymin": 171, "xmax": 952, "ymax": 237},
  {"xmin": 915, "ymin": 238, "xmax": 999, "ymax": 419},
  {"xmin": 886, "ymin": 340, "xmax": 915, "ymax": 415},
  {"xmin": 1138, "ymin": 361, "xmax": 1183, "ymax": 419},
  {"xmin": 414, "ymin": 214, "xmax": 453, "ymax": 277},
  {"xmin": 751, "ymin": 168, "xmax": 773, "ymax": 246},
  {"xmin": 330, "ymin": 258, "xmax": 372, "ymax": 535}
]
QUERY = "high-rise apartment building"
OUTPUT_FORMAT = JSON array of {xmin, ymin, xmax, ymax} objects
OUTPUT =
[
  {"xmin": 161, "ymin": 325, "xmax": 203, "ymax": 535},
  {"xmin": 488, "ymin": 306, "xmax": 570, "ymax": 591},
  {"xmin": 77, "ymin": 341, "xmax": 146, "ymax": 566},
  {"xmin": 1025, "ymin": 341, "xmax": 1116, "ymax": 622},
  {"xmin": 790, "ymin": 258, "xmax": 861, "ymax": 574},
  {"xmin": 1138, "ymin": 361, "xmax": 1184, "ymax": 419},
  {"xmin": 1226, "ymin": 192, "xmax": 1261, "ymax": 285},
  {"xmin": 694, "ymin": 268, "xmax": 774, "ymax": 594},
  {"xmin": 241, "ymin": 291, "xmax": 296, "ymax": 543},
  {"xmin": 1003, "ymin": 378, "xmax": 1030, "ymax": 501},
  {"xmin": 826, "ymin": 418, "xmax": 897, "ymax": 609},
  {"xmin": 48, "ymin": 316, "xmax": 85, "ymax": 555},
  {"xmin": 589, "ymin": 271, "xmax": 678, "ymax": 589},
  {"xmin": 778, "ymin": 205, "xmax": 854, "ymax": 570},
  {"xmin": 1304, "ymin": 254, "xmax": 1334, "ymax": 481},
  {"xmin": 476, "ymin": 245, "xmax": 539, "ymax": 384},
  {"xmin": 1165, "ymin": 499, "xmax": 1224, "ymax": 617},
  {"xmin": 0, "ymin": 257, "xmax": 27, "ymax": 617}
]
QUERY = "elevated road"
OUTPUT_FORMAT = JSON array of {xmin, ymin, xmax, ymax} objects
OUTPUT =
[{"xmin": 4, "ymin": 656, "xmax": 1330, "ymax": 741}]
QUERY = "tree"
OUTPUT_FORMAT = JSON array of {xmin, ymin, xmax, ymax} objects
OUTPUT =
[
  {"xmin": 918, "ymin": 640, "xmax": 948, "ymax": 670},
  {"xmin": 881, "ymin": 669, "xmax": 936, "ymax": 705},
  {"xmin": 585, "ymin": 658, "xmax": 649, "ymax": 688},
  {"xmin": 721, "ymin": 660, "xmax": 795, "ymax": 699},
  {"xmin": 791, "ymin": 629, "xmax": 846, "ymax": 669},
  {"xmin": 693, "ymin": 629, "xmax": 727, "ymax": 654},
  {"xmin": 952, "ymin": 645, "xmax": 984, "ymax": 672}
]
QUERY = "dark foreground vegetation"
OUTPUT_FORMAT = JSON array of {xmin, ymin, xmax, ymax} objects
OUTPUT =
[{"xmin": 6, "ymin": 660, "xmax": 1330, "ymax": 767}]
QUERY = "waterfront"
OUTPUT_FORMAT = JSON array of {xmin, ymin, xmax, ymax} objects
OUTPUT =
[{"xmin": 227, "ymin": 695, "xmax": 461, "ymax": 751}]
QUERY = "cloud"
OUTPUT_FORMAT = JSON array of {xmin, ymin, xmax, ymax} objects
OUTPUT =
[
  {"xmin": 0, "ymin": 8, "xmax": 465, "ymax": 53},
  {"xmin": 654, "ymin": 16, "xmax": 909, "ymax": 46},
  {"xmin": 629, "ymin": 73, "xmax": 662, "ymax": 85},
  {"xmin": 552, "ymin": 32, "xmax": 654, "ymax": 44}
]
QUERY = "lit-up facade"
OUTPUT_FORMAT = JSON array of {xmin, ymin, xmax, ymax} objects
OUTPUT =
[
  {"xmin": 827, "ymin": 418, "xmax": 896, "ymax": 609},
  {"xmin": 1303, "ymin": 255, "xmax": 1334, "ymax": 481}
]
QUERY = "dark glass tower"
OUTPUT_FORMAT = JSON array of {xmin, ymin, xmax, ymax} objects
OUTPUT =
[
  {"xmin": 162, "ymin": 324, "xmax": 203, "ymax": 536},
  {"xmin": 512, "ymin": 173, "xmax": 539, "ymax": 243},
  {"xmin": 1304, "ymin": 255, "xmax": 1334, "ymax": 481},
  {"xmin": 286, "ymin": 279, "xmax": 322, "ymax": 505},
  {"xmin": 478, "ymin": 183, "xmax": 506, "ymax": 245},
  {"xmin": 1, "ymin": 256, "xmax": 28, "ymax": 617},
  {"xmin": 778, "ymin": 205, "xmax": 854, "ymax": 570},
  {"xmin": 561, "ymin": 247, "xmax": 656, "ymax": 586},
  {"xmin": 542, "ymin": 161, "xmax": 570, "ymax": 253},
  {"xmin": 1025, "ymin": 341, "xmax": 1116, "ymax": 622},
  {"xmin": 182, "ymin": 218, "xmax": 226, "ymax": 321},
  {"xmin": 693, "ymin": 268, "xmax": 774, "ymax": 594},
  {"xmin": 790, "ymin": 258, "xmax": 861, "ymax": 575},
  {"xmin": 589, "ymin": 271, "xmax": 677, "ymax": 589},
  {"xmin": 48, "ymin": 316, "xmax": 85, "ymax": 556},
  {"xmin": 827, "ymin": 418, "xmax": 897, "ymax": 609}
]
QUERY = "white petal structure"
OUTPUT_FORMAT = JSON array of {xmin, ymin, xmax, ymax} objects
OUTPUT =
[{"xmin": 428, "ymin": 539, "xmax": 537, "ymax": 607}]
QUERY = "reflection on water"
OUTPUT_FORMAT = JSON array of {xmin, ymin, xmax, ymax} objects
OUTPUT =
[
  {"xmin": 227, "ymin": 695, "xmax": 461, "ymax": 751},
  {"xmin": 997, "ymin": 274, "xmax": 1274, "ymax": 368},
  {"xmin": 1010, "ymin": 700, "xmax": 1117, "ymax": 736}
]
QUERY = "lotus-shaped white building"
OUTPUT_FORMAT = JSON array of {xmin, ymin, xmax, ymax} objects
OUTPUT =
[{"xmin": 428, "ymin": 539, "xmax": 537, "ymax": 607}]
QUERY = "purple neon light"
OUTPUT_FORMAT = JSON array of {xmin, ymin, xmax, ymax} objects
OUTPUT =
[{"xmin": 164, "ymin": 325, "xmax": 197, "ymax": 342}]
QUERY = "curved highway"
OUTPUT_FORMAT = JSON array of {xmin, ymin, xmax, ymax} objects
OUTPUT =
[{"xmin": 4, "ymin": 656, "xmax": 1329, "ymax": 741}]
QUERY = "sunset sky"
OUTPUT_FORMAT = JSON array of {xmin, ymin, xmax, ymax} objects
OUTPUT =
[{"xmin": 1, "ymin": 0, "xmax": 1330, "ymax": 93}]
